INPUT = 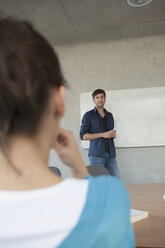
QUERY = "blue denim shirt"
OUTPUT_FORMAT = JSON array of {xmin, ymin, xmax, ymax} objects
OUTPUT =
[{"xmin": 80, "ymin": 107, "xmax": 116, "ymax": 158}]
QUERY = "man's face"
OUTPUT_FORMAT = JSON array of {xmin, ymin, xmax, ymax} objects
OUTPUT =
[{"xmin": 93, "ymin": 93, "xmax": 106, "ymax": 108}]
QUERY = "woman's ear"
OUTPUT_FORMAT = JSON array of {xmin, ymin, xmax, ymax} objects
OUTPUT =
[{"xmin": 52, "ymin": 85, "xmax": 66, "ymax": 118}]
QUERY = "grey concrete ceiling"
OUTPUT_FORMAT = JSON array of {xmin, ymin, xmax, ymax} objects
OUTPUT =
[{"xmin": 0, "ymin": 0, "xmax": 165, "ymax": 46}]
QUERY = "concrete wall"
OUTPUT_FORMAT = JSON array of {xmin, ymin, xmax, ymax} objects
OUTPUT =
[{"xmin": 49, "ymin": 35, "xmax": 165, "ymax": 183}]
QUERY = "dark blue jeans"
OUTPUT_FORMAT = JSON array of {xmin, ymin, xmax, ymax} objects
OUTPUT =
[{"xmin": 89, "ymin": 153, "xmax": 120, "ymax": 178}]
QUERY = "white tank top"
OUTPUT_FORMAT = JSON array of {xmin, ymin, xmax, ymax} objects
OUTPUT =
[{"xmin": 0, "ymin": 178, "xmax": 89, "ymax": 248}]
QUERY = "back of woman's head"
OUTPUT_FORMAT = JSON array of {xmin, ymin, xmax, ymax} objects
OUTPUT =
[{"xmin": 0, "ymin": 17, "xmax": 65, "ymax": 136}]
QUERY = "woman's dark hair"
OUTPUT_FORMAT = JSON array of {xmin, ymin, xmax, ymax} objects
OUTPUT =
[
  {"xmin": 0, "ymin": 17, "xmax": 66, "ymax": 136},
  {"xmin": 92, "ymin": 89, "xmax": 106, "ymax": 99}
]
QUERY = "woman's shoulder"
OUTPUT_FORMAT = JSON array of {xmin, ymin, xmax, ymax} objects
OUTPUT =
[
  {"xmin": 67, "ymin": 175, "xmax": 129, "ymax": 207},
  {"xmin": 86, "ymin": 175, "xmax": 129, "ymax": 201},
  {"xmin": 58, "ymin": 176, "xmax": 134, "ymax": 248},
  {"xmin": 75, "ymin": 175, "xmax": 131, "ymax": 227}
]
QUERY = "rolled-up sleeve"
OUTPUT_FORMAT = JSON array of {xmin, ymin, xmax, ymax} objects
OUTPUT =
[
  {"xmin": 111, "ymin": 113, "xmax": 114, "ymax": 129},
  {"xmin": 80, "ymin": 112, "xmax": 90, "ymax": 140}
]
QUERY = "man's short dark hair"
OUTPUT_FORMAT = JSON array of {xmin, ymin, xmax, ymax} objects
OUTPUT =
[{"xmin": 92, "ymin": 89, "xmax": 106, "ymax": 99}]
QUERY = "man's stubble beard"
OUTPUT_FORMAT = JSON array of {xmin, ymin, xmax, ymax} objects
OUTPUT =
[{"xmin": 96, "ymin": 103, "xmax": 104, "ymax": 109}]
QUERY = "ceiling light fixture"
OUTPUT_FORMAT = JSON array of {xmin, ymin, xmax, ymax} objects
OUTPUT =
[{"xmin": 127, "ymin": 0, "xmax": 152, "ymax": 7}]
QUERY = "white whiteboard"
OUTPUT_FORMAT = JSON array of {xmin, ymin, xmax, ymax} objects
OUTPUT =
[{"xmin": 80, "ymin": 87, "xmax": 165, "ymax": 148}]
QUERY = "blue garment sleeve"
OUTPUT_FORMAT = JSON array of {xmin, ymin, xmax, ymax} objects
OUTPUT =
[
  {"xmin": 80, "ymin": 112, "xmax": 90, "ymax": 140},
  {"xmin": 58, "ymin": 176, "xmax": 135, "ymax": 248}
]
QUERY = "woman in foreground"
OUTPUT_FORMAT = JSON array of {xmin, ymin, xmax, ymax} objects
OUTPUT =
[{"xmin": 0, "ymin": 17, "xmax": 135, "ymax": 248}]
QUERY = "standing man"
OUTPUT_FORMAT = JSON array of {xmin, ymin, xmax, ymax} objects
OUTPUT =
[{"xmin": 80, "ymin": 89, "xmax": 120, "ymax": 178}]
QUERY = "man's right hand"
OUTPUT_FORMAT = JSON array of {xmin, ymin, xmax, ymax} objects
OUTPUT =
[
  {"xmin": 102, "ymin": 130, "xmax": 116, "ymax": 139},
  {"xmin": 83, "ymin": 130, "xmax": 116, "ymax": 141}
]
